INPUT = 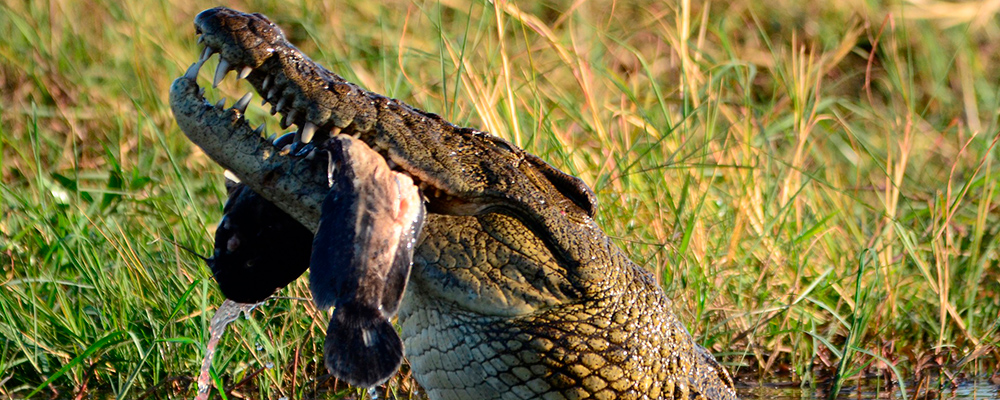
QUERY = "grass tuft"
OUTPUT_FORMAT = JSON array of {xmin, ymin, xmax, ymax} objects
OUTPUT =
[{"xmin": 2, "ymin": 0, "xmax": 999, "ymax": 398}]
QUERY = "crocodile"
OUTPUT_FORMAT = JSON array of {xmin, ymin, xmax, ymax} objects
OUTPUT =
[{"xmin": 170, "ymin": 7, "xmax": 739, "ymax": 400}]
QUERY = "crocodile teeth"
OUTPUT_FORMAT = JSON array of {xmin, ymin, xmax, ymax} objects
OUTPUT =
[
  {"xmin": 233, "ymin": 92, "xmax": 253, "ymax": 113},
  {"xmin": 265, "ymin": 133, "xmax": 276, "ymax": 142},
  {"xmin": 198, "ymin": 45, "xmax": 213, "ymax": 62},
  {"xmin": 183, "ymin": 60, "xmax": 203, "ymax": 80},
  {"xmin": 197, "ymin": 35, "xmax": 205, "ymax": 46},
  {"xmin": 254, "ymin": 124, "xmax": 266, "ymax": 135},
  {"xmin": 267, "ymin": 86, "xmax": 280, "ymax": 102},
  {"xmin": 215, "ymin": 98, "xmax": 226, "ymax": 108},
  {"xmin": 223, "ymin": 169, "xmax": 241, "ymax": 184},
  {"xmin": 237, "ymin": 66, "xmax": 252, "ymax": 80},
  {"xmin": 331, "ymin": 126, "xmax": 342, "ymax": 137},
  {"xmin": 213, "ymin": 59, "xmax": 230, "ymax": 88},
  {"xmin": 269, "ymin": 103, "xmax": 278, "ymax": 115},
  {"xmin": 280, "ymin": 113, "xmax": 292, "ymax": 129},
  {"xmin": 294, "ymin": 142, "xmax": 315, "ymax": 157},
  {"xmin": 273, "ymin": 132, "xmax": 296, "ymax": 149},
  {"xmin": 275, "ymin": 97, "xmax": 287, "ymax": 113},
  {"xmin": 286, "ymin": 109, "xmax": 299, "ymax": 126},
  {"xmin": 300, "ymin": 122, "xmax": 317, "ymax": 143},
  {"xmin": 262, "ymin": 75, "xmax": 271, "ymax": 90}
]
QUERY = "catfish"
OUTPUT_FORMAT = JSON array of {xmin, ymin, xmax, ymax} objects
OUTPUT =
[
  {"xmin": 309, "ymin": 135, "xmax": 426, "ymax": 388},
  {"xmin": 210, "ymin": 179, "xmax": 313, "ymax": 303}
]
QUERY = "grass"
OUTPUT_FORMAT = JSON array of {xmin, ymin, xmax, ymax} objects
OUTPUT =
[{"xmin": 2, "ymin": 0, "xmax": 999, "ymax": 398}]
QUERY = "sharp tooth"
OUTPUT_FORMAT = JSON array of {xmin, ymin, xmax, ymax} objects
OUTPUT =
[
  {"xmin": 267, "ymin": 87, "xmax": 279, "ymax": 101},
  {"xmin": 198, "ymin": 87, "xmax": 205, "ymax": 97},
  {"xmin": 183, "ymin": 59, "xmax": 204, "ymax": 80},
  {"xmin": 233, "ymin": 92, "xmax": 253, "ymax": 113},
  {"xmin": 269, "ymin": 104, "xmax": 278, "ymax": 115},
  {"xmin": 286, "ymin": 109, "xmax": 299, "ymax": 125},
  {"xmin": 237, "ymin": 66, "xmax": 252, "ymax": 80},
  {"xmin": 280, "ymin": 114, "xmax": 291, "ymax": 129},
  {"xmin": 223, "ymin": 170, "xmax": 241, "ymax": 184},
  {"xmin": 294, "ymin": 143, "xmax": 315, "ymax": 157},
  {"xmin": 199, "ymin": 45, "xmax": 213, "ymax": 63},
  {"xmin": 262, "ymin": 75, "xmax": 271, "ymax": 90},
  {"xmin": 275, "ymin": 97, "xmax": 287, "ymax": 112},
  {"xmin": 215, "ymin": 98, "xmax": 226, "ymax": 108},
  {"xmin": 213, "ymin": 59, "xmax": 230, "ymax": 88},
  {"xmin": 255, "ymin": 125, "xmax": 266, "ymax": 135},
  {"xmin": 300, "ymin": 122, "xmax": 317, "ymax": 143},
  {"xmin": 331, "ymin": 126, "xmax": 342, "ymax": 137},
  {"xmin": 197, "ymin": 35, "xmax": 205, "ymax": 45},
  {"xmin": 273, "ymin": 132, "xmax": 296, "ymax": 149},
  {"xmin": 266, "ymin": 133, "xmax": 276, "ymax": 142}
]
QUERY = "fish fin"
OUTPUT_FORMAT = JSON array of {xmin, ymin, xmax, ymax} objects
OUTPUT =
[
  {"xmin": 380, "ymin": 186, "xmax": 425, "ymax": 318},
  {"xmin": 323, "ymin": 306, "xmax": 403, "ymax": 388}
]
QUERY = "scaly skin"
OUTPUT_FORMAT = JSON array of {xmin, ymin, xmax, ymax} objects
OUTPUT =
[{"xmin": 170, "ymin": 7, "xmax": 738, "ymax": 400}]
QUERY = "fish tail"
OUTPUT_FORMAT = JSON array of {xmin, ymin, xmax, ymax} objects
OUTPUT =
[{"xmin": 323, "ymin": 305, "xmax": 403, "ymax": 388}]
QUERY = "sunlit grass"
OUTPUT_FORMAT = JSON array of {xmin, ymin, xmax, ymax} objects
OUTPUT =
[{"xmin": 1, "ymin": 0, "xmax": 998, "ymax": 398}]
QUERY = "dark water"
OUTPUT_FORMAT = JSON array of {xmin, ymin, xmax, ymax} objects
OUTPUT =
[{"xmin": 738, "ymin": 380, "xmax": 999, "ymax": 399}]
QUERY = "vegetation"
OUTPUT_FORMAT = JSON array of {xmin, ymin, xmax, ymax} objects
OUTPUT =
[{"xmin": 1, "ymin": 0, "xmax": 998, "ymax": 398}]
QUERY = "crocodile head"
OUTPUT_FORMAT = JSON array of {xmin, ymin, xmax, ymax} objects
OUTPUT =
[{"xmin": 171, "ymin": 7, "xmax": 598, "ymax": 258}]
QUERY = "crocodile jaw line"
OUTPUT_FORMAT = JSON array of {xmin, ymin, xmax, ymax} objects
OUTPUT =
[{"xmin": 169, "ymin": 56, "xmax": 468, "ymax": 232}]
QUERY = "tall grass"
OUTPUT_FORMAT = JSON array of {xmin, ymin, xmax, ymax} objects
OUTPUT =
[{"xmin": 1, "ymin": 0, "xmax": 998, "ymax": 398}]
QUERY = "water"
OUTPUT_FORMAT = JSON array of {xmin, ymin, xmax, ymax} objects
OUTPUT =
[
  {"xmin": 194, "ymin": 299, "xmax": 261, "ymax": 400},
  {"xmin": 739, "ymin": 379, "xmax": 999, "ymax": 399}
]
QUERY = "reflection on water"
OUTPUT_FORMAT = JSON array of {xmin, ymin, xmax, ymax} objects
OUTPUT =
[
  {"xmin": 194, "ymin": 299, "xmax": 261, "ymax": 400},
  {"xmin": 739, "ymin": 380, "xmax": 999, "ymax": 400}
]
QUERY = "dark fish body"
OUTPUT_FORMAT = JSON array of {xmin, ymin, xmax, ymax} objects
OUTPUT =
[
  {"xmin": 210, "ymin": 181, "xmax": 313, "ymax": 303},
  {"xmin": 310, "ymin": 135, "xmax": 426, "ymax": 388}
]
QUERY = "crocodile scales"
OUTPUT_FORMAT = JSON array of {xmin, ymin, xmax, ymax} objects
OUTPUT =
[{"xmin": 169, "ymin": 7, "xmax": 739, "ymax": 400}]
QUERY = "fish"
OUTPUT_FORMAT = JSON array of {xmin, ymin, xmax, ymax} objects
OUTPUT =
[
  {"xmin": 309, "ymin": 135, "xmax": 426, "ymax": 388},
  {"xmin": 209, "ymin": 180, "xmax": 314, "ymax": 303}
]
